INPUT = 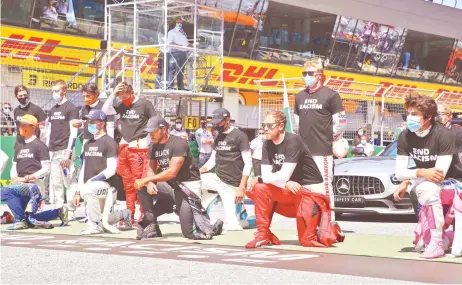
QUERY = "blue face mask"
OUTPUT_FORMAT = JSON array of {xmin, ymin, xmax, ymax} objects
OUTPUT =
[
  {"xmin": 176, "ymin": 23, "xmax": 182, "ymax": 29},
  {"xmin": 406, "ymin": 115, "xmax": 422, "ymax": 132},
  {"xmin": 88, "ymin": 124, "xmax": 98, "ymax": 135},
  {"xmin": 303, "ymin": 75, "xmax": 316, "ymax": 87}
]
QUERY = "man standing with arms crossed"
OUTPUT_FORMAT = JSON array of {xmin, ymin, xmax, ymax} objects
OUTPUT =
[
  {"xmin": 294, "ymin": 59, "xmax": 347, "ymax": 219},
  {"xmin": 102, "ymin": 82, "xmax": 157, "ymax": 223},
  {"xmin": 195, "ymin": 118, "xmax": 214, "ymax": 168},
  {"xmin": 200, "ymin": 108, "xmax": 254, "ymax": 231},
  {"xmin": 46, "ymin": 79, "xmax": 79, "ymax": 206}
]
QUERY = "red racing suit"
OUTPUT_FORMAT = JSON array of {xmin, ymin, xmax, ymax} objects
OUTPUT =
[
  {"xmin": 117, "ymin": 144, "xmax": 149, "ymax": 222},
  {"xmin": 247, "ymin": 183, "xmax": 340, "ymax": 247}
]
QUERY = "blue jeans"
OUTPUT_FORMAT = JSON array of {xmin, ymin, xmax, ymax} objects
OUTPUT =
[{"xmin": 198, "ymin": 152, "xmax": 212, "ymax": 168}]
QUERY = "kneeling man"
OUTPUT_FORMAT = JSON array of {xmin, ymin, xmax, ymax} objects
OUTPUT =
[{"xmin": 246, "ymin": 110, "xmax": 344, "ymax": 248}]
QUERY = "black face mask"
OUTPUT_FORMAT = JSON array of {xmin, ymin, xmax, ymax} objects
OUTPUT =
[{"xmin": 18, "ymin": 97, "xmax": 29, "ymax": 105}]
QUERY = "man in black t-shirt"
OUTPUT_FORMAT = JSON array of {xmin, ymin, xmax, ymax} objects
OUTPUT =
[
  {"xmin": 199, "ymin": 108, "xmax": 255, "ymax": 231},
  {"xmin": 13, "ymin": 85, "xmax": 47, "ymax": 147},
  {"xmin": 133, "ymin": 115, "xmax": 223, "ymax": 240},
  {"xmin": 245, "ymin": 110, "xmax": 344, "ymax": 248},
  {"xmin": 46, "ymin": 79, "xmax": 80, "ymax": 207},
  {"xmin": 69, "ymin": 110, "xmax": 131, "ymax": 235},
  {"xmin": 102, "ymin": 82, "xmax": 157, "ymax": 223},
  {"xmin": 294, "ymin": 59, "xmax": 347, "ymax": 219},
  {"xmin": 1, "ymin": 114, "xmax": 67, "ymax": 230},
  {"xmin": 394, "ymin": 93, "xmax": 462, "ymax": 259}
]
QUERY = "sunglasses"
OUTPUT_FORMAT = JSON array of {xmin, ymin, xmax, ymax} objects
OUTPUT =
[
  {"xmin": 261, "ymin": 122, "xmax": 278, "ymax": 130},
  {"xmin": 302, "ymin": 71, "xmax": 315, "ymax": 77}
]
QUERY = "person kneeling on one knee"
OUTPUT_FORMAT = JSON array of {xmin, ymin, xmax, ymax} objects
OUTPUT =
[
  {"xmin": 1, "ymin": 114, "xmax": 67, "ymax": 230},
  {"xmin": 245, "ymin": 110, "xmax": 344, "ymax": 248},
  {"xmin": 71, "ymin": 110, "xmax": 132, "ymax": 235},
  {"xmin": 393, "ymin": 92, "xmax": 462, "ymax": 259},
  {"xmin": 134, "ymin": 115, "xmax": 223, "ymax": 240}
]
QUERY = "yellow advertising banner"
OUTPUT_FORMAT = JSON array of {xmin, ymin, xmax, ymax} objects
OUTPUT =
[
  {"xmin": 22, "ymin": 70, "xmax": 91, "ymax": 91},
  {"xmin": 2, "ymin": 25, "xmax": 462, "ymax": 106}
]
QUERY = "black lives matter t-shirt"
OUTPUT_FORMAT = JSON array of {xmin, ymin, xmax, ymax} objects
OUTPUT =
[
  {"xmin": 14, "ymin": 102, "xmax": 46, "ymax": 144},
  {"xmin": 214, "ymin": 128, "xmax": 250, "ymax": 187},
  {"xmin": 398, "ymin": 123, "xmax": 462, "ymax": 180},
  {"xmin": 114, "ymin": 98, "xmax": 157, "ymax": 142},
  {"xmin": 295, "ymin": 86, "xmax": 344, "ymax": 155},
  {"xmin": 83, "ymin": 134, "xmax": 118, "ymax": 183},
  {"xmin": 80, "ymin": 101, "xmax": 104, "ymax": 140},
  {"xmin": 262, "ymin": 132, "xmax": 323, "ymax": 186},
  {"xmin": 149, "ymin": 135, "xmax": 200, "ymax": 182},
  {"xmin": 48, "ymin": 101, "xmax": 79, "ymax": 151},
  {"xmin": 14, "ymin": 138, "xmax": 50, "ymax": 178}
]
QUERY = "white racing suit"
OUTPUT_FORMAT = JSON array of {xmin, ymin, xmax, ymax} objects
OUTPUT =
[
  {"xmin": 312, "ymin": 155, "xmax": 335, "ymax": 219},
  {"xmin": 68, "ymin": 181, "xmax": 129, "ymax": 234},
  {"xmin": 411, "ymin": 178, "xmax": 462, "ymax": 258},
  {"xmin": 201, "ymin": 172, "xmax": 256, "ymax": 230}
]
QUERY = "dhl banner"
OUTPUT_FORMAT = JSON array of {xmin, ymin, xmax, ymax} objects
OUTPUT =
[{"xmin": 2, "ymin": 26, "xmax": 462, "ymax": 106}]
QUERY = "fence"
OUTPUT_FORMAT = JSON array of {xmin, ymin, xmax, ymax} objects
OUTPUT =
[{"xmin": 256, "ymin": 77, "xmax": 462, "ymax": 146}]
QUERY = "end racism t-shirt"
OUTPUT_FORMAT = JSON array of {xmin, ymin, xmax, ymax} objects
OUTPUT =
[
  {"xmin": 14, "ymin": 138, "xmax": 50, "ymax": 177},
  {"xmin": 80, "ymin": 101, "xmax": 104, "ymax": 140},
  {"xmin": 114, "ymin": 98, "xmax": 157, "ymax": 143},
  {"xmin": 149, "ymin": 135, "xmax": 200, "ymax": 183},
  {"xmin": 82, "ymin": 134, "xmax": 118, "ymax": 183},
  {"xmin": 262, "ymin": 132, "xmax": 323, "ymax": 186},
  {"xmin": 295, "ymin": 86, "xmax": 344, "ymax": 156},
  {"xmin": 398, "ymin": 123, "xmax": 462, "ymax": 181},
  {"xmin": 214, "ymin": 128, "xmax": 250, "ymax": 187},
  {"xmin": 48, "ymin": 101, "xmax": 79, "ymax": 151},
  {"xmin": 14, "ymin": 102, "xmax": 46, "ymax": 144}
]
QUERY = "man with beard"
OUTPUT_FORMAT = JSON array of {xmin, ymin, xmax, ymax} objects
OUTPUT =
[
  {"xmin": 102, "ymin": 82, "xmax": 157, "ymax": 223},
  {"xmin": 294, "ymin": 58, "xmax": 347, "ymax": 219},
  {"xmin": 134, "ymin": 115, "xmax": 223, "ymax": 240}
]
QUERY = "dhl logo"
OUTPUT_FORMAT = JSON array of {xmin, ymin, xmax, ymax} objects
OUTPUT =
[
  {"xmin": 1, "ymin": 34, "xmax": 89, "ymax": 67},
  {"xmin": 222, "ymin": 63, "xmax": 279, "ymax": 86}
]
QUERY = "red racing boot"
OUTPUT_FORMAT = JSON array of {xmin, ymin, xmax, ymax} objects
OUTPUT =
[
  {"xmin": 245, "ymin": 231, "xmax": 270, "ymax": 248},
  {"xmin": 269, "ymin": 230, "xmax": 281, "ymax": 245}
]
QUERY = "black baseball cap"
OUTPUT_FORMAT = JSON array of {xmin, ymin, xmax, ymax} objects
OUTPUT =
[
  {"xmin": 211, "ymin": 108, "xmax": 231, "ymax": 124},
  {"xmin": 83, "ymin": 109, "xmax": 107, "ymax": 121},
  {"xmin": 146, "ymin": 115, "xmax": 169, "ymax": 132}
]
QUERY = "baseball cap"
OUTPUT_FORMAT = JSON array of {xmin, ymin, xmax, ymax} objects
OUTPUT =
[
  {"xmin": 211, "ymin": 108, "xmax": 230, "ymax": 124},
  {"xmin": 146, "ymin": 115, "xmax": 169, "ymax": 132},
  {"xmin": 83, "ymin": 109, "xmax": 107, "ymax": 121},
  {"xmin": 19, "ymin": 114, "xmax": 38, "ymax": 126}
]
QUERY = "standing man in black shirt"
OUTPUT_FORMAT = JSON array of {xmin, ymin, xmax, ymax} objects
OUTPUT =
[
  {"xmin": 246, "ymin": 110, "xmax": 344, "ymax": 248},
  {"xmin": 200, "ymin": 108, "xmax": 255, "ymax": 231},
  {"xmin": 70, "ymin": 110, "xmax": 131, "ymax": 235},
  {"xmin": 13, "ymin": 85, "xmax": 47, "ymax": 145},
  {"xmin": 133, "ymin": 115, "xmax": 223, "ymax": 240},
  {"xmin": 294, "ymin": 58, "xmax": 347, "ymax": 219},
  {"xmin": 394, "ymin": 93, "xmax": 462, "ymax": 259},
  {"xmin": 102, "ymin": 82, "xmax": 157, "ymax": 223},
  {"xmin": 46, "ymin": 79, "xmax": 79, "ymax": 207}
]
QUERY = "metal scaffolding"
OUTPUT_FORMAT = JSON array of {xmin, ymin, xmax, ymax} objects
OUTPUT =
[{"xmin": 103, "ymin": 0, "xmax": 224, "ymax": 98}]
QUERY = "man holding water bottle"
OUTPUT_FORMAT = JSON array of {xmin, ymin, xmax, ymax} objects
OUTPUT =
[{"xmin": 46, "ymin": 79, "xmax": 79, "ymax": 206}]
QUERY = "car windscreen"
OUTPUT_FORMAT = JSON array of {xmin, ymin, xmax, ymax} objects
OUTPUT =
[{"xmin": 380, "ymin": 140, "xmax": 397, "ymax": 157}]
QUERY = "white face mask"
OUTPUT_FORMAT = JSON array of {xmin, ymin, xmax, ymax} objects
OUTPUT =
[
  {"xmin": 175, "ymin": 123, "xmax": 182, "ymax": 130},
  {"xmin": 52, "ymin": 91, "xmax": 62, "ymax": 102},
  {"xmin": 3, "ymin": 107, "xmax": 11, "ymax": 114}
]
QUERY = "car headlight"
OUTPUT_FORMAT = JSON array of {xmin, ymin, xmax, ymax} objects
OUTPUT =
[{"xmin": 390, "ymin": 174, "xmax": 401, "ymax": 185}]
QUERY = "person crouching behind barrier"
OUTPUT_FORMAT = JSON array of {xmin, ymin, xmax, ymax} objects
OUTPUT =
[
  {"xmin": 393, "ymin": 92, "xmax": 462, "ymax": 259},
  {"xmin": 1, "ymin": 114, "xmax": 68, "ymax": 230},
  {"xmin": 246, "ymin": 110, "xmax": 344, "ymax": 248},
  {"xmin": 70, "ymin": 110, "xmax": 132, "ymax": 235},
  {"xmin": 134, "ymin": 116, "xmax": 223, "ymax": 240}
]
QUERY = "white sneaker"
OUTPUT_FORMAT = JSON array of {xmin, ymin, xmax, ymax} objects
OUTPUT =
[{"xmin": 81, "ymin": 222, "xmax": 103, "ymax": 235}]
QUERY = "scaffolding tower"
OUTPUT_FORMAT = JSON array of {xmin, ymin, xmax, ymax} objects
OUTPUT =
[{"xmin": 103, "ymin": 0, "xmax": 224, "ymax": 98}]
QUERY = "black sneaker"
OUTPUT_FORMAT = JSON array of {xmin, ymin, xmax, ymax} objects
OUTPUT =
[
  {"xmin": 141, "ymin": 223, "xmax": 162, "ymax": 239},
  {"xmin": 212, "ymin": 219, "xmax": 224, "ymax": 236}
]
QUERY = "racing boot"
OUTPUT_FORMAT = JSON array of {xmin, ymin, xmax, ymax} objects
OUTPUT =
[
  {"xmin": 81, "ymin": 221, "xmax": 103, "ymax": 235},
  {"xmin": 269, "ymin": 230, "xmax": 281, "ymax": 245},
  {"xmin": 142, "ymin": 223, "xmax": 163, "ymax": 239},
  {"xmin": 7, "ymin": 220, "xmax": 28, "ymax": 230},
  {"xmin": 58, "ymin": 206, "xmax": 69, "ymax": 226},
  {"xmin": 421, "ymin": 204, "xmax": 445, "ymax": 259},
  {"xmin": 332, "ymin": 221, "xmax": 345, "ymax": 243},
  {"xmin": 212, "ymin": 219, "xmax": 224, "ymax": 236},
  {"xmin": 111, "ymin": 209, "xmax": 133, "ymax": 230},
  {"xmin": 245, "ymin": 230, "xmax": 270, "ymax": 248},
  {"xmin": 0, "ymin": 211, "xmax": 14, "ymax": 224}
]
